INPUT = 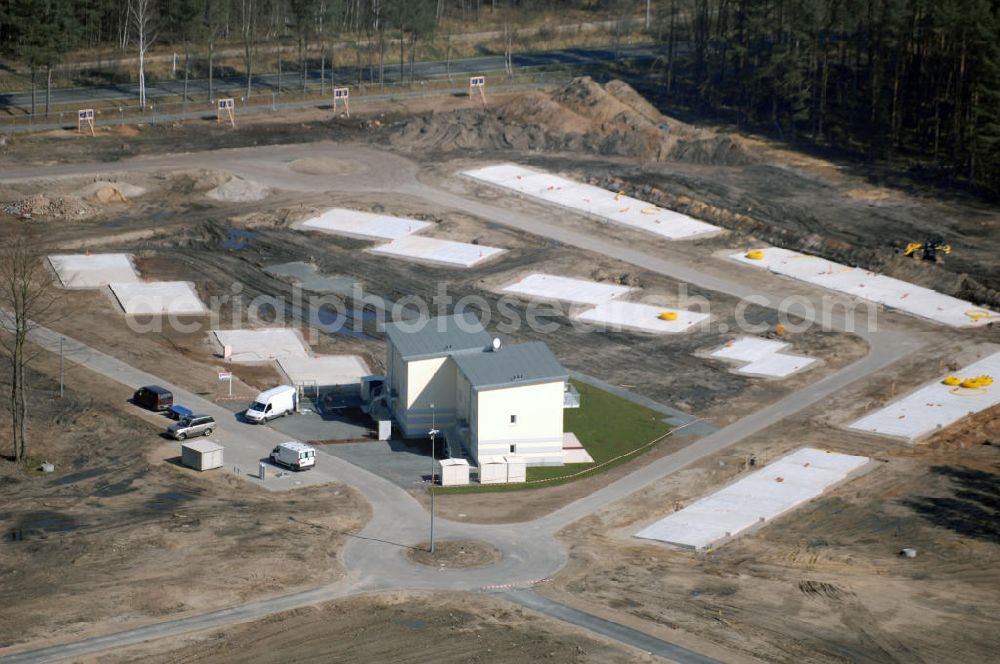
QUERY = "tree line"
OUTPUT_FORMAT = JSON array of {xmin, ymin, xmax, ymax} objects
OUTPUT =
[
  {"xmin": 0, "ymin": 0, "xmax": 551, "ymax": 112},
  {"xmin": 653, "ymin": 0, "xmax": 1000, "ymax": 192}
]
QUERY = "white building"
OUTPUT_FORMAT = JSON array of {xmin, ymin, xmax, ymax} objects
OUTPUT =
[{"xmin": 384, "ymin": 313, "xmax": 568, "ymax": 466}]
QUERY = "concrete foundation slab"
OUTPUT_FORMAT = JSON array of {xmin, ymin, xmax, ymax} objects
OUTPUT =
[
  {"xmin": 731, "ymin": 247, "xmax": 999, "ymax": 328},
  {"xmin": 49, "ymin": 253, "xmax": 140, "ymax": 288},
  {"xmin": 707, "ymin": 336, "xmax": 817, "ymax": 378},
  {"xmin": 635, "ymin": 448, "xmax": 871, "ymax": 550},
  {"xmin": 465, "ymin": 164, "xmax": 721, "ymax": 241},
  {"xmin": 109, "ymin": 282, "xmax": 207, "ymax": 315},
  {"xmin": 501, "ymin": 273, "xmax": 632, "ymax": 305},
  {"xmin": 277, "ymin": 355, "xmax": 371, "ymax": 389},
  {"xmin": 576, "ymin": 301, "xmax": 709, "ymax": 334},
  {"xmin": 213, "ymin": 328, "xmax": 309, "ymax": 363},
  {"xmin": 562, "ymin": 432, "xmax": 594, "ymax": 464},
  {"xmin": 297, "ymin": 208, "xmax": 431, "ymax": 240},
  {"xmin": 369, "ymin": 236, "xmax": 504, "ymax": 267},
  {"xmin": 848, "ymin": 351, "xmax": 1000, "ymax": 442}
]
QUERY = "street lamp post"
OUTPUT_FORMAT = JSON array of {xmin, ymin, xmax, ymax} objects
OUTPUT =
[{"xmin": 429, "ymin": 403, "xmax": 438, "ymax": 554}]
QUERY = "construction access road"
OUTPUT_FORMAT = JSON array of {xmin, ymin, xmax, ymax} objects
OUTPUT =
[{"xmin": 0, "ymin": 143, "xmax": 933, "ymax": 663}]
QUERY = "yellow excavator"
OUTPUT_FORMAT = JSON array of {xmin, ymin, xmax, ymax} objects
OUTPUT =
[{"xmin": 901, "ymin": 235, "xmax": 951, "ymax": 263}]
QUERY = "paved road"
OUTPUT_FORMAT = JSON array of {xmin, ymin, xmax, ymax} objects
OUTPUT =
[
  {"xmin": 0, "ymin": 44, "xmax": 658, "ymax": 111},
  {"xmin": 0, "ymin": 144, "xmax": 932, "ymax": 663}
]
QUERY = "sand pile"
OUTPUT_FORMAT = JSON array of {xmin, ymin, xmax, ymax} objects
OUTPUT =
[
  {"xmin": 205, "ymin": 176, "xmax": 269, "ymax": 202},
  {"xmin": 391, "ymin": 77, "xmax": 757, "ymax": 165},
  {"xmin": 2, "ymin": 194, "xmax": 93, "ymax": 219},
  {"xmin": 75, "ymin": 180, "xmax": 147, "ymax": 204}
]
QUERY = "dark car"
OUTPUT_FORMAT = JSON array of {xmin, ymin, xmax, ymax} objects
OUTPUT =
[{"xmin": 133, "ymin": 385, "xmax": 173, "ymax": 411}]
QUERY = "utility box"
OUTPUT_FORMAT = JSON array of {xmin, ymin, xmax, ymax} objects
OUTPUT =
[
  {"xmin": 181, "ymin": 440, "xmax": 224, "ymax": 471},
  {"xmin": 478, "ymin": 455, "xmax": 508, "ymax": 485},
  {"xmin": 439, "ymin": 458, "xmax": 470, "ymax": 486},
  {"xmin": 378, "ymin": 420, "xmax": 392, "ymax": 441},
  {"xmin": 504, "ymin": 455, "xmax": 527, "ymax": 483}
]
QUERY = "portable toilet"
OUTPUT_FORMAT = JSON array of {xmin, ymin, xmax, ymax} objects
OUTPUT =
[
  {"xmin": 478, "ymin": 456, "xmax": 507, "ymax": 485},
  {"xmin": 181, "ymin": 440, "xmax": 224, "ymax": 471},
  {"xmin": 439, "ymin": 458, "xmax": 470, "ymax": 486},
  {"xmin": 504, "ymin": 455, "xmax": 527, "ymax": 483}
]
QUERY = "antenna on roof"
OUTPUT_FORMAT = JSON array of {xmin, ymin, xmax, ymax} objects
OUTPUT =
[{"xmin": 491, "ymin": 337, "xmax": 502, "ymax": 352}]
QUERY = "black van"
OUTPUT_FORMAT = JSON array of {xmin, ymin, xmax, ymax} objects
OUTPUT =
[{"xmin": 133, "ymin": 385, "xmax": 173, "ymax": 411}]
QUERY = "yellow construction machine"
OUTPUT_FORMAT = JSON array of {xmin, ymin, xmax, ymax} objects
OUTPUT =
[{"xmin": 901, "ymin": 235, "xmax": 951, "ymax": 263}]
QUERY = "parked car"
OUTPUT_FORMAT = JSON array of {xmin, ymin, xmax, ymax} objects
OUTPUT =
[
  {"xmin": 133, "ymin": 385, "xmax": 173, "ymax": 411},
  {"xmin": 245, "ymin": 385, "xmax": 297, "ymax": 424},
  {"xmin": 269, "ymin": 441, "xmax": 316, "ymax": 471},
  {"xmin": 167, "ymin": 415, "xmax": 216, "ymax": 440}
]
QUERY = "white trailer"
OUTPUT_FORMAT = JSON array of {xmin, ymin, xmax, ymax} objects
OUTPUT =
[
  {"xmin": 269, "ymin": 441, "xmax": 316, "ymax": 471},
  {"xmin": 245, "ymin": 385, "xmax": 297, "ymax": 424}
]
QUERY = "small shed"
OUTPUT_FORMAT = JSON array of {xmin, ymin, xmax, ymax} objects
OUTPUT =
[
  {"xmin": 181, "ymin": 439, "xmax": 224, "ymax": 471},
  {"xmin": 504, "ymin": 455, "xmax": 527, "ymax": 483},
  {"xmin": 439, "ymin": 458, "xmax": 470, "ymax": 486},
  {"xmin": 478, "ymin": 455, "xmax": 508, "ymax": 484}
]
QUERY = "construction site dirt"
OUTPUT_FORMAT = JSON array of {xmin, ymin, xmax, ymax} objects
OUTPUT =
[{"xmin": 1, "ymin": 76, "xmax": 998, "ymax": 663}]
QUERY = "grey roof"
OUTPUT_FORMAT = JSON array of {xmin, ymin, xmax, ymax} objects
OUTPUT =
[
  {"xmin": 453, "ymin": 341, "xmax": 568, "ymax": 391},
  {"xmin": 385, "ymin": 312, "xmax": 493, "ymax": 361}
]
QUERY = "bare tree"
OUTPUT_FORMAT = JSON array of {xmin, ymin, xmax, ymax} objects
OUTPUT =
[
  {"xmin": 128, "ymin": 0, "xmax": 157, "ymax": 108},
  {"xmin": 239, "ymin": 0, "xmax": 260, "ymax": 99},
  {"xmin": 0, "ymin": 230, "xmax": 56, "ymax": 464}
]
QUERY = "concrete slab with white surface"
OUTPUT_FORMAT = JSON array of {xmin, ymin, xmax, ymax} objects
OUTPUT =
[
  {"xmin": 212, "ymin": 328, "xmax": 309, "ymax": 363},
  {"xmin": 707, "ymin": 336, "xmax": 817, "ymax": 378},
  {"xmin": 848, "ymin": 351, "xmax": 1000, "ymax": 442},
  {"xmin": 48, "ymin": 253, "xmax": 140, "ymax": 288},
  {"xmin": 731, "ymin": 247, "xmax": 1000, "ymax": 328},
  {"xmin": 635, "ymin": 448, "xmax": 872, "ymax": 550},
  {"xmin": 108, "ymin": 281, "xmax": 208, "ymax": 315},
  {"xmin": 369, "ymin": 235, "xmax": 504, "ymax": 267},
  {"xmin": 501, "ymin": 273, "xmax": 632, "ymax": 305},
  {"xmin": 562, "ymin": 432, "xmax": 594, "ymax": 464},
  {"xmin": 464, "ymin": 163, "xmax": 721, "ymax": 241},
  {"xmin": 576, "ymin": 300, "xmax": 710, "ymax": 334},
  {"xmin": 277, "ymin": 354, "xmax": 371, "ymax": 388},
  {"xmin": 297, "ymin": 208, "xmax": 431, "ymax": 240}
]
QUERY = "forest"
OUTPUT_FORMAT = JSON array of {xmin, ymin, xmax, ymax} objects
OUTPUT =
[{"xmin": 1, "ymin": 0, "xmax": 998, "ymax": 193}]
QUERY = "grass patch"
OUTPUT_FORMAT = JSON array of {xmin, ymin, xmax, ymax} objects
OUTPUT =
[{"xmin": 437, "ymin": 379, "xmax": 671, "ymax": 493}]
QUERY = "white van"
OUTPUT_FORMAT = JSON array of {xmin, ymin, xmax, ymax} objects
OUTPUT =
[
  {"xmin": 245, "ymin": 385, "xmax": 297, "ymax": 424},
  {"xmin": 269, "ymin": 441, "xmax": 316, "ymax": 471}
]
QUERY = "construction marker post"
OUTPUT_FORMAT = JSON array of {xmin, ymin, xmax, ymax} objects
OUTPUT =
[
  {"xmin": 218, "ymin": 370, "xmax": 233, "ymax": 397},
  {"xmin": 77, "ymin": 109, "xmax": 95, "ymax": 136},
  {"xmin": 216, "ymin": 98, "xmax": 235, "ymax": 128},
  {"xmin": 469, "ymin": 76, "xmax": 486, "ymax": 106},
  {"xmin": 333, "ymin": 87, "xmax": 350, "ymax": 117}
]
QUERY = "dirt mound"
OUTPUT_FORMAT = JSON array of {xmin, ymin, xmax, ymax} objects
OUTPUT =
[
  {"xmin": 76, "ymin": 180, "xmax": 147, "ymax": 201},
  {"xmin": 288, "ymin": 157, "xmax": 358, "ymax": 176},
  {"xmin": 390, "ymin": 77, "xmax": 758, "ymax": 165},
  {"xmin": 1, "ymin": 193, "xmax": 93, "ymax": 219},
  {"xmin": 205, "ymin": 176, "xmax": 269, "ymax": 202}
]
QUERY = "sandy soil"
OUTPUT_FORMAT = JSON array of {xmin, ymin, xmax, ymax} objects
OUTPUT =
[
  {"xmin": 89, "ymin": 591, "xmax": 655, "ymax": 664},
  {"xmin": 0, "ymin": 345, "xmax": 370, "ymax": 654},
  {"xmin": 544, "ymin": 400, "xmax": 1000, "ymax": 664}
]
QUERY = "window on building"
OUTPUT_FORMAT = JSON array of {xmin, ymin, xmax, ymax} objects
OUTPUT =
[{"xmin": 510, "ymin": 414, "xmax": 517, "ymax": 425}]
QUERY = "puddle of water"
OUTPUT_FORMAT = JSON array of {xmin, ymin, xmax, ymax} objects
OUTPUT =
[
  {"xmin": 146, "ymin": 490, "xmax": 200, "ymax": 512},
  {"xmin": 223, "ymin": 228, "xmax": 257, "ymax": 250},
  {"xmin": 9, "ymin": 511, "xmax": 81, "ymax": 541},
  {"xmin": 265, "ymin": 261, "xmax": 355, "ymax": 295},
  {"xmin": 397, "ymin": 618, "xmax": 427, "ymax": 630},
  {"xmin": 51, "ymin": 468, "xmax": 105, "ymax": 486},
  {"xmin": 97, "ymin": 479, "xmax": 137, "ymax": 496}
]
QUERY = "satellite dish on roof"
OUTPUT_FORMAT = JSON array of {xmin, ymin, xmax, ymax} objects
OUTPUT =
[{"xmin": 492, "ymin": 337, "xmax": 502, "ymax": 352}]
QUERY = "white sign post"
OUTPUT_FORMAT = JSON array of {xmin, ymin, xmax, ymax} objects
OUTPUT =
[
  {"xmin": 218, "ymin": 370, "xmax": 233, "ymax": 397},
  {"xmin": 77, "ymin": 109, "xmax": 95, "ymax": 136},
  {"xmin": 469, "ymin": 76, "xmax": 486, "ymax": 106},
  {"xmin": 333, "ymin": 87, "xmax": 350, "ymax": 117},
  {"xmin": 216, "ymin": 98, "xmax": 236, "ymax": 128}
]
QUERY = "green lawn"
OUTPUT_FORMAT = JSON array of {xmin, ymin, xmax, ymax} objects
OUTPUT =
[{"xmin": 438, "ymin": 380, "xmax": 672, "ymax": 494}]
